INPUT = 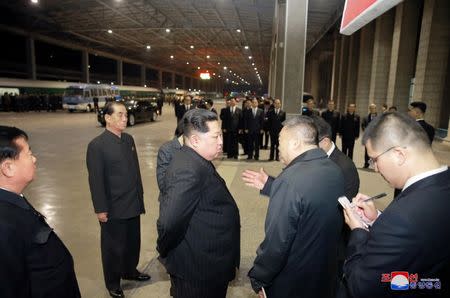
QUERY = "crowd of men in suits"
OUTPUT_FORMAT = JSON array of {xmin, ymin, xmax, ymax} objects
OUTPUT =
[{"xmin": 173, "ymin": 95, "xmax": 287, "ymax": 162}]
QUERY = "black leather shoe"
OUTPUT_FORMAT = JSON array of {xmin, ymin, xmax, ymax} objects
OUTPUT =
[
  {"xmin": 108, "ymin": 289, "xmax": 124, "ymax": 298},
  {"xmin": 122, "ymin": 273, "xmax": 151, "ymax": 282}
]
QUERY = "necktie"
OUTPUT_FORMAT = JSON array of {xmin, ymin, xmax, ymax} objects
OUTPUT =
[
  {"xmin": 276, "ymin": 109, "xmax": 279, "ymax": 115},
  {"xmin": 253, "ymin": 109, "xmax": 256, "ymax": 117}
]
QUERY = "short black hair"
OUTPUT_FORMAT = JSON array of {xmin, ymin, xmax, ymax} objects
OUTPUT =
[
  {"xmin": 283, "ymin": 115, "xmax": 318, "ymax": 145},
  {"xmin": 206, "ymin": 99, "xmax": 213, "ymax": 106},
  {"xmin": 388, "ymin": 106, "xmax": 397, "ymax": 111},
  {"xmin": 311, "ymin": 116, "xmax": 332, "ymax": 141},
  {"xmin": 0, "ymin": 126, "xmax": 28, "ymax": 163},
  {"xmin": 183, "ymin": 109, "xmax": 218, "ymax": 137},
  {"xmin": 410, "ymin": 101, "xmax": 427, "ymax": 113},
  {"xmin": 362, "ymin": 112, "xmax": 430, "ymax": 151},
  {"xmin": 103, "ymin": 101, "xmax": 125, "ymax": 115}
]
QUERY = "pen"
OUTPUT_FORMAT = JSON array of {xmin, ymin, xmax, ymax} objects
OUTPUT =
[{"xmin": 361, "ymin": 192, "xmax": 387, "ymax": 202}]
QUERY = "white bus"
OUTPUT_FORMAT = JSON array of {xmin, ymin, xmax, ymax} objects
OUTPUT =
[{"xmin": 62, "ymin": 84, "xmax": 117, "ymax": 112}]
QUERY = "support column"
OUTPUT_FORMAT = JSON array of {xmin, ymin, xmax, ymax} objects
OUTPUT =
[
  {"xmin": 386, "ymin": 0, "xmax": 421, "ymax": 112},
  {"xmin": 158, "ymin": 70, "xmax": 163, "ymax": 89},
  {"xmin": 355, "ymin": 22, "xmax": 375, "ymax": 116},
  {"xmin": 116, "ymin": 60, "xmax": 123, "ymax": 85},
  {"xmin": 140, "ymin": 65, "xmax": 146, "ymax": 86},
  {"xmin": 81, "ymin": 50, "xmax": 89, "ymax": 83},
  {"xmin": 310, "ymin": 53, "xmax": 320, "ymax": 102},
  {"xmin": 368, "ymin": 9, "xmax": 395, "ymax": 109},
  {"xmin": 182, "ymin": 76, "xmax": 186, "ymax": 90},
  {"xmin": 273, "ymin": 2, "xmax": 286, "ymax": 100},
  {"xmin": 337, "ymin": 36, "xmax": 350, "ymax": 112},
  {"xmin": 413, "ymin": 0, "xmax": 450, "ymax": 128},
  {"xmin": 345, "ymin": 32, "xmax": 360, "ymax": 110},
  {"xmin": 171, "ymin": 73, "xmax": 176, "ymax": 89},
  {"xmin": 280, "ymin": 0, "xmax": 308, "ymax": 117},
  {"xmin": 330, "ymin": 33, "xmax": 341, "ymax": 101},
  {"xmin": 26, "ymin": 37, "xmax": 36, "ymax": 80}
]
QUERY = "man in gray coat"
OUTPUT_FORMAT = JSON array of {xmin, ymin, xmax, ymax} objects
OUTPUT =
[{"xmin": 243, "ymin": 116, "xmax": 344, "ymax": 298}]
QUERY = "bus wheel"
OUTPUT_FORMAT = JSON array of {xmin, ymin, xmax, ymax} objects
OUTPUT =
[
  {"xmin": 128, "ymin": 114, "xmax": 136, "ymax": 126},
  {"xmin": 69, "ymin": 109, "xmax": 74, "ymax": 113}
]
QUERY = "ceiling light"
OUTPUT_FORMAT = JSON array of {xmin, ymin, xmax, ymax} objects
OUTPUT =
[
  {"xmin": 170, "ymin": 55, "xmax": 174, "ymax": 59},
  {"xmin": 190, "ymin": 45, "xmax": 194, "ymax": 49},
  {"xmin": 197, "ymin": 66, "xmax": 201, "ymax": 69},
  {"xmin": 31, "ymin": 0, "xmax": 39, "ymax": 3},
  {"xmin": 206, "ymin": 55, "xmax": 210, "ymax": 59},
  {"xmin": 97, "ymin": 81, "xmax": 100, "ymax": 84},
  {"xmin": 186, "ymin": 62, "xmax": 189, "ymax": 64},
  {"xmin": 144, "ymin": 84, "xmax": 147, "ymax": 87},
  {"xmin": 218, "ymin": 75, "xmax": 221, "ymax": 78},
  {"xmin": 165, "ymin": 28, "xmax": 171, "ymax": 33},
  {"xmin": 254, "ymin": 67, "xmax": 257, "ymax": 70},
  {"xmin": 146, "ymin": 45, "xmax": 151, "ymax": 50},
  {"xmin": 244, "ymin": 46, "xmax": 249, "ymax": 50},
  {"xmin": 229, "ymin": 70, "xmax": 232, "ymax": 73},
  {"xmin": 248, "ymin": 56, "xmax": 252, "ymax": 59},
  {"xmin": 236, "ymin": 29, "xmax": 241, "ymax": 33},
  {"xmin": 252, "ymin": 63, "xmax": 255, "ymax": 66},
  {"xmin": 217, "ymin": 62, "xmax": 221, "ymax": 65},
  {"xmin": 223, "ymin": 66, "xmax": 227, "ymax": 70},
  {"xmin": 107, "ymin": 29, "xmax": 113, "ymax": 34}
]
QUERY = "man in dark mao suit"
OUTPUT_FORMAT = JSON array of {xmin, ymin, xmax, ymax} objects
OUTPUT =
[
  {"xmin": 244, "ymin": 98, "xmax": 264, "ymax": 160},
  {"xmin": 157, "ymin": 109, "xmax": 240, "ymax": 298},
  {"xmin": 341, "ymin": 112, "xmax": 450, "ymax": 298},
  {"xmin": 0, "ymin": 126, "xmax": 80, "ymax": 298},
  {"xmin": 339, "ymin": 103, "xmax": 360, "ymax": 160},
  {"xmin": 242, "ymin": 116, "xmax": 345, "ymax": 298},
  {"xmin": 321, "ymin": 100, "xmax": 340, "ymax": 142},
  {"xmin": 221, "ymin": 98, "xmax": 242, "ymax": 159},
  {"xmin": 87, "ymin": 102, "xmax": 149, "ymax": 298},
  {"xmin": 267, "ymin": 98, "xmax": 285, "ymax": 161},
  {"xmin": 408, "ymin": 101, "xmax": 435, "ymax": 144}
]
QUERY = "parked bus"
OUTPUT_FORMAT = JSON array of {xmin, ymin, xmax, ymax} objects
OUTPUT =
[{"xmin": 62, "ymin": 84, "xmax": 116, "ymax": 112}]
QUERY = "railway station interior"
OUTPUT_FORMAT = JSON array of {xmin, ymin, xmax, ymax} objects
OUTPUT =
[{"xmin": 1, "ymin": 0, "xmax": 449, "ymax": 297}]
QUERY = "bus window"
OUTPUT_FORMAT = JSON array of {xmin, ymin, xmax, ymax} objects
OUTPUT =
[{"xmin": 84, "ymin": 90, "xmax": 90, "ymax": 97}]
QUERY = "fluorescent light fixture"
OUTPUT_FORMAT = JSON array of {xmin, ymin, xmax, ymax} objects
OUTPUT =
[
  {"xmin": 165, "ymin": 28, "xmax": 171, "ymax": 33},
  {"xmin": 107, "ymin": 29, "xmax": 113, "ymax": 34}
]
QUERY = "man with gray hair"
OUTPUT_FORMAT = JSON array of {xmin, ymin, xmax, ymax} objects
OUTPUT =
[
  {"xmin": 157, "ymin": 109, "xmax": 240, "ymax": 298},
  {"xmin": 341, "ymin": 112, "xmax": 450, "ymax": 298},
  {"xmin": 244, "ymin": 116, "xmax": 344, "ymax": 298}
]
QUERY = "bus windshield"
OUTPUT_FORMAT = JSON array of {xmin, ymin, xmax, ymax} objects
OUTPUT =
[{"xmin": 64, "ymin": 88, "xmax": 84, "ymax": 96}]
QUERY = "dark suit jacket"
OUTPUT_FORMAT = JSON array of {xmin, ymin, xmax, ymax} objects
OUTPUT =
[
  {"xmin": 342, "ymin": 168, "xmax": 450, "ymax": 298},
  {"xmin": 221, "ymin": 106, "xmax": 242, "ymax": 132},
  {"xmin": 175, "ymin": 104, "xmax": 193, "ymax": 121},
  {"xmin": 268, "ymin": 109, "xmax": 286, "ymax": 135},
  {"xmin": 0, "ymin": 189, "xmax": 80, "ymax": 298},
  {"xmin": 322, "ymin": 110, "xmax": 340, "ymax": 137},
  {"xmin": 157, "ymin": 146, "xmax": 241, "ymax": 284},
  {"xmin": 250, "ymin": 148, "xmax": 344, "ymax": 298},
  {"xmin": 86, "ymin": 130, "xmax": 145, "ymax": 219},
  {"xmin": 340, "ymin": 113, "xmax": 360, "ymax": 142},
  {"xmin": 362, "ymin": 113, "xmax": 378, "ymax": 131},
  {"xmin": 329, "ymin": 147, "xmax": 360, "ymax": 199},
  {"xmin": 156, "ymin": 137, "xmax": 182, "ymax": 193},
  {"xmin": 243, "ymin": 108, "xmax": 264, "ymax": 133},
  {"xmin": 417, "ymin": 119, "xmax": 435, "ymax": 144}
]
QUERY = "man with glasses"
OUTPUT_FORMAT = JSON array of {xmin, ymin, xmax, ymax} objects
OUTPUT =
[{"xmin": 340, "ymin": 112, "xmax": 450, "ymax": 298}]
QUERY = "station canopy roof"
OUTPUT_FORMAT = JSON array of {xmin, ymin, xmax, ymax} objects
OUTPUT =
[{"xmin": 0, "ymin": 0, "xmax": 344, "ymax": 86}]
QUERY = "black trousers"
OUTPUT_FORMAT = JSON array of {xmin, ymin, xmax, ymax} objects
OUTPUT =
[
  {"xmin": 364, "ymin": 148, "xmax": 370, "ymax": 167},
  {"xmin": 170, "ymin": 276, "xmax": 228, "ymax": 298},
  {"xmin": 269, "ymin": 133, "xmax": 279, "ymax": 160},
  {"xmin": 260, "ymin": 129, "xmax": 269, "ymax": 148},
  {"xmin": 247, "ymin": 132, "xmax": 260, "ymax": 159},
  {"xmin": 222, "ymin": 131, "xmax": 228, "ymax": 153},
  {"xmin": 227, "ymin": 131, "xmax": 239, "ymax": 158},
  {"xmin": 342, "ymin": 139, "xmax": 355, "ymax": 160},
  {"xmin": 100, "ymin": 216, "xmax": 141, "ymax": 290}
]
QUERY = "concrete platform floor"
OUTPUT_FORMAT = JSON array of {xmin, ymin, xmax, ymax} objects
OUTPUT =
[{"xmin": 1, "ymin": 105, "xmax": 449, "ymax": 298}]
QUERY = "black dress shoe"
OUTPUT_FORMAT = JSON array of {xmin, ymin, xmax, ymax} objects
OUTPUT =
[
  {"xmin": 122, "ymin": 273, "xmax": 151, "ymax": 282},
  {"xmin": 108, "ymin": 289, "xmax": 124, "ymax": 298}
]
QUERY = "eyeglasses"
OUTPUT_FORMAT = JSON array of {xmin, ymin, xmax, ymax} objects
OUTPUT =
[{"xmin": 368, "ymin": 146, "xmax": 400, "ymax": 167}]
